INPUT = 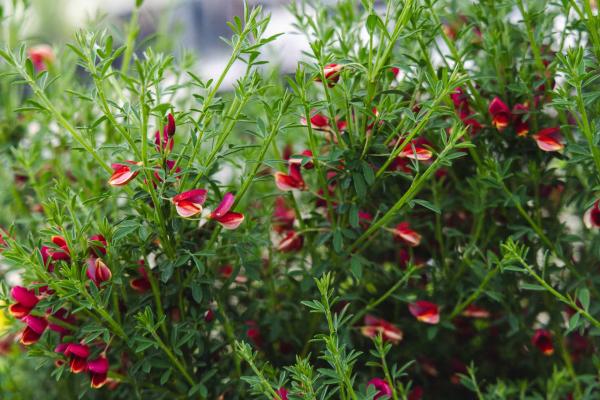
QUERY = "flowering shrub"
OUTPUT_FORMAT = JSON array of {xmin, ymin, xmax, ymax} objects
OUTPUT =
[{"xmin": 1, "ymin": 0, "xmax": 600, "ymax": 398}]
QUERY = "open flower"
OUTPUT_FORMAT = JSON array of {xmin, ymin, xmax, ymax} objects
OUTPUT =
[
  {"xmin": 20, "ymin": 315, "xmax": 48, "ymax": 345},
  {"xmin": 9, "ymin": 286, "xmax": 39, "ymax": 318},
  {"xmin": 88, "ymin": 355, "xmax": 110, "ymax": 388},
  {"xmin": 488, "ymin": 97, "xmax": 511, "ymax": 131},
  {"xmin": 315, "ymin": 63, "xmax": 343, "ymax": 86},
  {"xmin": 398, "ymin": 138, "xmax": 433, "ymax": 161},
  {"xmin": 86, "ymin": 258, "xmax": 112, "ymax": 287},
  {"xmin": 512, "ymin": 103, "xmax": 529, "ymax": 137},
  {"xmin": 277, "ymin": 230, "xmax": 303, "ymax": 252},
  {"xmin": 409, "ymin": 301, "xmax": 440, "ymax": 324},
  {"xmin": 209, "ymin": 192, "xmax": 244, "ymax": 229},
  {"xmin": 275, "ymin": 164, "xmax": 306, "ymax": 191},
  {"xmin": 361, "ymin": 315, "xmax": 403, "ymax": 344},
  {"xmin": 172, "ymin": 189, "xmax": 207, "ymax": 218},
  {"xmin": 108, "ymin": 161, "xmax": 141, "ymax": 186},
  {"xmin": 367, "ymin": 378, "xmax": 392, "ymax": 400},
  {"xmin": 532, "ymin": 127, "xmax": 564, "ymax": 152},
  {"xmin": 391, "ymin": 222, "xmax": 421, "ymax": 247},
  {"xmin": 62, "ymin": 343, "xmax": 90, "ymax": 373},
  {"xmin": 584, "ymin": 200, "xmax": 600, "ymax": 228},
  {"xmin": 532, "ymin": 329, "xmax": 554, "ymax": 355}
]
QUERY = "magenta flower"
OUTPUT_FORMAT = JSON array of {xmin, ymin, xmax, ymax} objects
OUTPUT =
[
  {"xmin": 172, "ymin": 189, "xmax": 207, "ymax": 218},
  {"xmin": 20, "ymin": 315, "xmax": 48, "ymax": 346},
  {"xmin": 8, "ymin": 286, "xmax": 39, "ymax": 318},
  {"xmin": 409, "ymin": 301, "xmax": 440, "ymax": 324},
  {"xmin": 368, "ymin": 378, "xmax": 393, "ymax": 399},
  {"xmin": 209, "ymin": 192, "xmax": 245, "ymax": 229}
]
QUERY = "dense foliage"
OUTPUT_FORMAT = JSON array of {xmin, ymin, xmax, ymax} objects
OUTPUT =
[{"xmin": 1, "ymin": 0, "xmax": 600, "ymax": 399}]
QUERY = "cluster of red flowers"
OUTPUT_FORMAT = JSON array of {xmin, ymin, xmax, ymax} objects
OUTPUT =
[{"xmin": 8, "ymin": 234, "xmax": 113, "ymax": 388}]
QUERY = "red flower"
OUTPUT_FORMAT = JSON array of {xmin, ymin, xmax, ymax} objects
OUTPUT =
[
  {"xmin": 28, "ymin": 44, "xmax": 54, "ymax": 71},
  {"xmin": 204, "ymin": 309, "xmax": 215, "ymax": 323},
  {"xmin": 409, "ymin": 301, "xmax": 440, "ymax": 324},
  {"xmin": 108, "ymin": 161, "xmax": 141, "ymax": 186},
  {"xmin": 88, "ymin": 355, "xmax": 110, "ymax": 389},
  {"xmin": 20, "ymin": 315, "xmax": 48, "ymax": 345},
  {"xmin": 130, "ymin": 261, "xmax": 151, "ymax": 293},
  {"xmin": 461, "ymin": 304, "xmax": 490, "ymax": 319},
  {"xmin": 41, "ymin": 235, "xmax": 71, "ymax": 271},
  {"xmin": 316, "ymin": 63, "xmax": 343, "ymax": 86},
  {"xmin": 301, "ymin": 112, "xmax": 330, "ymax": 131},
  {"xmin": 209, "ymin": 193, "xmax": 245, "ymax": 230},
  {"xmin": 532, "ymin": 329, "xmax": 554, "ymax": 355},
  {"xmin": 277, "ymin": 230, "xmax": 303, "ymax": 252},
  {"xmin": 86, "ymin": 257, "xmax": 112, "ymax": 286},
  {"xmin": 154, "ymin": 113, "xmax": 177, "ymax": 152},
  {"xmin": 275, "ymin": 164, "xmax": 306, "ymax": 191},
  {"xmin": 584, "ymin": 200, "xmax": 600, "ymax": 228},
  {"xmin": 361, "ymin": 315, "xmax": 403, "ymax": 344},
  {"xmin": 172, "ymin": 189, "xmax": 207, "ymax": 218},
  {"xmin": 367, "ymin": 378, "xmax": 392, "ymax": 400},
  {"xmin": 398, "ymin": 138, "xmax": 433, "ymax": 161},
  {"xmin": 391, "ymin": 222, "xmax": 421, "ymax": 247},
  {"xmin": 488, "ymin": 97, "xmax": 511, "ymax": 131},
  {"xmin": 246, "ymin": 320, "xmax": 263, "ymax": 348},
  {"xmin": 9, "ymin": 286, "xmax": 39, "ymax": 318},
  {"xmin": 89, "ymin": 234, "xmax": 107, "ymax": 257},
  {"xmin": 512, "ymin": 103, "xmax": 530, "ymax": 137},
  {"xmin": 62, "ymin": 343, "xmax": 90, "ymax": 373},
  {"xmin": 218, "ymin": 264, "xmax": 248, "ymax": 283},
  {"xmin": 154, "ymin": 129, "xmax": 174, "ymax": 152},
  {"xmin": 165, "ymin": 113, "xmax": 176, "ymax": 137},
  {"xmin": 289, "ymin": 149, "xmax": 314, "ymax": 169},
  {"xmin": 532, "ymin": 127, "xmax": 564, "ymax": 152},
  {"xmin": 273, "ymin": 197, "xmax": 295, "ymax": 233},
  {"xmin": 275, "ymin": 388, "xmax": 289, "ymax": 400}
]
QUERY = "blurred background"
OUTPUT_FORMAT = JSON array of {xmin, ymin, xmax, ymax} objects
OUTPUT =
[{"xmin": 20, "ymin": 0, "xmax": 324, "ymax": 87}]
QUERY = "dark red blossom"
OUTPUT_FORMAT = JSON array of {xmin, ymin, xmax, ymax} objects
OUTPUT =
[
  {"xmin": 245, "ymin": 320, "xmax": 263, "ymax": 348},
  {"xmin": 512, "ymin": 103, "xmax": 529, "ymax": 137},
  {"xmin": 20, "ymin": 315, "xmax": 48, "ymax": 345},
  {"xmin": 532, "ymin": 329, "xmax": 554, "ymax": 355},
  {"xmin": 409, "ymin": 301, "xmax": 440, "ymax": 324},
  {"xmin": 585, "ymin": 200, "xmax": 600, "ymax": 228},
  {"xmin": 488, "ymin": 97, "xmax": 511, "ymax": 132},
  {"xmin": 88, "ymin": 355, "xmax": 110, "ymax": 388},
  {"xmin": 9, "ymin": 286, "xmax": 39, "ymax": 318},
  {"xmin": 367, "ymin": 378, "xmax": 392, "ymax": 399},
  {"xmin": 275, "ymin": 387, "xmax": 289, "ymax": 400},
  {"xmin": 130, "ymin": 262, "xmax": 151, "ymax": 293}
]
